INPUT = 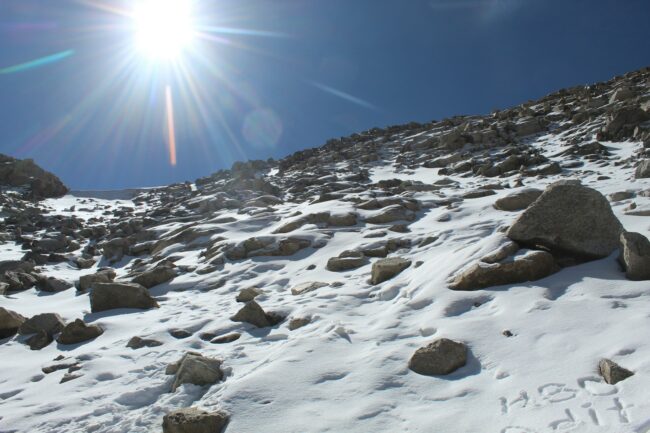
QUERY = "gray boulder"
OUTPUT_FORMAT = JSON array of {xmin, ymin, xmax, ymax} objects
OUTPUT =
[
  {"xmin": 90, "ymin": 282, "xmax": 159, "ymax": 312},
  {"xmin": 636, "ymin": 160, "xmax": 650, "ymax": 179},
  {"xmin": 291, "ymin": 281, "xmax": 328, "ymax": 295},
  {"xmin": 167, "ymin": 352, "xmax": 224, "ymax": 392},
  {"xmin": 0, "ymin": 307, "xmax": 26, "ymax": 338},
  {"xmin": 365, "ymin": 205, "xmax": 415, "ymax": 224},
  {"xmin": 493, "ymin": 188, "xmax": 543, "ymax": 211},
  {"xmin": 162, "ymin": 407, "xmax": 229, "ymax": 433},
  {"xmin": 132, "ymin": 264, "xmax": 176, "ymax": 288},
  {"xmin": 506, "ymin": 181, "xmax": 623, "ymax": 261},
  {"xmin": 37, "ymin": 276, "xmax": 73, "ymax": 293},
  {"xmin": 230, "ymin": 300, "xmax": 282, "ymax": 328},
  {"xmin": 408, "ymin": 338, "xmax": 468, "ymax": 376},
  {"xmin": 599, "ymin": 359, "xmax": 634, "ymax": 385},
  {"xmin": 326, "ymin": 253, "xmax": 365, "ymax": 272},
  {"xmin": 78, "ymin": 268, "xmax": 116, "ymax": 292},
  {"xmin": 18, "ymin": 313, "xmax": 66, "ymax": 335},
  {"xmin": 236, "ymin": 287, "xmax": 262, "ymax": 302},
  {"xmin": 127, "ymin": 336, "xmax": 163, "ymax": 349},
  {"xmin": 57, "ymin": 319, "xmax": 103, "ymax": 345},
  {"xmin": 449, "ymin": 250, "xmax": 559, "ymax": 290},
  {"xmin": 619, "ymin": 231, "xmax": 650, "ymax": 280},
  {"xmin": 370, "ymin": 257, "xmax": 412, "ymax": 284}
]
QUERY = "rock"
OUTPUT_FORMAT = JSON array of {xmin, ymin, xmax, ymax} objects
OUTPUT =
[
  {"xmin": 77, "ymin": 268, "xmax": 116, "ymax": 292},
  {"xmin": 449, "ymin": 250, "xmax": 559, "ymax": 290},
  {"xmin": 210, "ymin": 333, "xmax": 241, "ymax": 344},
  {"xmin": 236, "ymin": 287, "xmax": 262, "ymax": 302},
  {"xmin": 408, "ymin": 338, "xmax": 468, "ymax": 376},
  {"xmin": 289, "ymin": 317, "xmax": 311, "ymax": 330},
  {"xmin": 463, "ymin": 189, "xmax": 496, "ymax": 199},
  {"xmin": 326, "ymin": 255, "xmax": 365, "ymax": 272},
  {"xmin": 365, "ymin": 205, "xmax": 415, "ymax": 224},
  {"xmin": 609, "ymin": 86, "xmax": 635, "ymax": 103},
  {"xmin": 0, "ymin": 307, "xmax": 26, "ymax": 338},
  {"xmin": 506, "ymin": 181, "xmax": 623, "ymax": 261},
  {"xmin": 599, "ymin": 359, "xmax": 634, "ymax": 385},
  {"xmin": 230, "ymin": 300, "xmax": 282, "ymax": 328},
  {"xmin": 169, "ymin": 329, "xmax": 192, "ymax": 339},
  {"xmin": 60, "ymin": 373, "xmax": 83, "ymax": 383},
  {"xmin": 90, "ymin": 282, "xmax": 159, "ymax": 312},
  {"xmin": 127, "ymin": 336, "xmax": 164, "ymax": 349},
  {"xmin": 636, "ymin": 160, "xmax": 650, "ymax": 179},
  {"xmin": 132, "ymin": 264, "xmax": 176, "ymax": 288},
  {"xmin": 291, "ymin": 281, "xmax": 328, "ymax": 295},
  {"xmin": 101, "ymin": 237, "xmax": 131, "ymax": 263},
  {"xmin": 493, "ymin": 188, "xmax": 543, "ymax": 211},
  {"xmin": 27, "ymin": 331, "xmax": 53, "ymax": 350},
  {"xmin": 0, "ymin": 154, "xmax": 68, "ymax": 198},
  {"xmin": 619, "ymin": 231, "xmax": 650, "ymax": 280},
  {"xmin": 37, "ymin": 276, "xmax": 73, "ymax": 293},
  {"xmin": 608, "ymin": 191, "xmax": 635, "ymax": 202},
  {"xmin": 162, "ymin": 407, "xmax": 229, "ymax": 433},
  {"xmin": 168, "ymin": 352, "xmax": 224, "ymax": 392},
  {"xmin": 18, "ymin": 313, "xmax": 66, "ymax": 335},
  {"xmin": 57, "ymin": 319, "xmax": 103, "ymax": 345},
  {"xmin": 370, "ymin": 257, "xmax": 411, "ymax": 284}
]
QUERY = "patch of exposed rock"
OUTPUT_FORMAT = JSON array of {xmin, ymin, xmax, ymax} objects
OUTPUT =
[
  {"xmin": 90, "ymin": 282, "xmax": 159, "ymax": 312},
  {"xmin": 167, "ymin": 352, "xmax": 224, "ymax": 392},
  {"xmin": 619, "ymin": 231, "xmax": 650, "ymax": 280},
  {"xmin": 57, "ymin": 319, "xmax": 104, "ymax": 345},
  {"xmin": 162, "ymin": 407, "xmax": 229, "ymax": 433},
  {"xmin": 370, "ymin": 257, "xmax": 411, "ymax": 284}
]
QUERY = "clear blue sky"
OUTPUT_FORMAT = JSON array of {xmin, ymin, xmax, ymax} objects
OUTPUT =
[{"xmin": 0, "ymin": 0, "xmax": 648, "ymax": 190}]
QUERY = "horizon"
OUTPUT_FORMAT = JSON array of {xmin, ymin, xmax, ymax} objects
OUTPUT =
[{"xmin": 0, "ymin": 0, "xmax": 649, "ymax": 190}]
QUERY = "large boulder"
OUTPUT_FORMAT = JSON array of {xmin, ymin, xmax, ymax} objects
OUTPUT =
[
  {"xmin": 77, "ymin": 268, "xmax": 116, "ymax": 292},
  {"xmin": 370, "ymin": 257, "xmax": 411, "ymax": 284},
  {"xmin": 167, "ymin": 352, "xmax": 224, "ymax": 392},
  {"xmin": 162, "ymin": 407, "xmax": 229, "ymax": 433},
  {"xmin": 506, "ymin": 181, "xmax": 623, "ymax": 261},
  {"xmin": 449, "ymin": 250, "xmax": 559, "ymax": 290},
  {"xmin": 0, "ymin": 154, "xmax": 68, "ymax": 198},
  {"xmin": 57, "ymin": 319, "xmax": 104, "ymax": 345},
  {"xmin": 619, "ymin": 232, "xmax": 650, "ymax": 280},
  {"xmin": 326, "ymin": 253, "xmax": 365, "ymax": 272},
  {"xmin": 37, "ymin": 276, "xmax": 73, "ymax": 293},
  {"xmin": 408, "ymin": 338, "xmax": 468, "ymax": 376},
  {"xmin": 493, "ymin": 188, "xmax": 543, "ymax": 211},
  {"xmin": 18, "ymin": 313, "xmax": 66, "ymax": 336},
  {"xmin": 0, "ymin": 307, "xmax": 26, "ymax": 338},
  {"xmin": 90, "ymin": 282, "xmax": 159, "ymax": 312}
]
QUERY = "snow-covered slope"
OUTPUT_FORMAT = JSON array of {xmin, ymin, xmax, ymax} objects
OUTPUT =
[{"xmin": 1, "ymin": 67, "xmax": 650, "ymax": 433}]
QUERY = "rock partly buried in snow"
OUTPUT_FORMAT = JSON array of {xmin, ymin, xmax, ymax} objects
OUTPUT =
[
  {"xmin": 37, "ymin": 276, "xmax": 73, "ymax": 293},
  {"xmin": 0, "ymin": 307, "xmax": 26, "ymax": 338},
  {"xmin": 449, "ymin": 250, "xmax": 559, "ymax": 290},
  {"xmin": 365, "ymin": 205, "xmax": 416, "ymax": 224},
  {"xmin": 230, "ymin": 300, "xmax": 283, "ymax": 328},
  {"xmin": 636, "ymin": 160, "xmax": 650, "ymax": 179},
  {"xmin": 162, "ymin": 407, "xmax": 229, "ymax": 433},
  {"xmin": 77, "ymin": 268, "xmax": 116, "ymax": 292},
  {"xmin": 506, "ymin": 181, "xmax": 623, "ymax": 261},
  {"xmin": 57, "ymin": 319, "xmax": 103, "ymax": 345},
  {"xmin": 599, "ymin": 358, "xmax": 634, "ymax": 385},
  {"xmin": 167, "ymin": 352, "xmax": 224, "ymax": 392},
  {"xmin": 289, "ymin": 317, "xmax": 311, "ymax": 330},
  {"xmin": 326, "ymin": 253, "xmax": 365, "ymax": 272},
  {"xmin": 27, "ymin": 331, "xmax": 53, "ymax": 350},
  {"xmin": 18, "ymin": 313, "xmax": 66, "ymax": 336},
  {"xmin": 291, "ymin": 281, "xmax": 328, "ymax": 295},
  {"xmin": 90, "ymin": 282, "xmax": 159, "ymax": 312},
  {"xmin": 619, "ymin": 232, "xmax": 650, "ymax": 280},
  {"xmin": 132, "ymin": 264, "xmax": 176, "ymax": 288},
  {"xmin": 493, "ymin": 188, "xmax": 543, "ymax": 211},
  {"xmin": 126, "ymin": 336, "xmax": 163, "ymax": 349},
  {"xmin": 408, "ymin": 338, "xmax": 468, "ymax": 376},
  {"xmin": 370, "ymin": 257, "xmax": 412, "ymax": 284},
  {"xmin": 236, "ymin": 287, "xmax": 262, "ymax": 302}
]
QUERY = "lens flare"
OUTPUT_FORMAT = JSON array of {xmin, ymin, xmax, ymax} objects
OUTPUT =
[
  {"xmin": 165, "ymin": 85, "xmax": 178, "ymax": 166},
  {"xmin": 0, "ymin": 50, "xmax": 74, "ymax": 74}
]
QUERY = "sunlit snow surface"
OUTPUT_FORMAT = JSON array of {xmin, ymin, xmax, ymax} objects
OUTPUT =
[{"xmin": 1, "ymin": 138, "xmax": 649, "ymax": 433}]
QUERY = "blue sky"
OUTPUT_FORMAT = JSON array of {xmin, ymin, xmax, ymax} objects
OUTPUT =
[{"xmin": 0, "ymin": 0, "xmax": 648, "ymax": 190}]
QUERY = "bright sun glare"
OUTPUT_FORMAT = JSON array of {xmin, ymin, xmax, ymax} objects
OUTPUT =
[{"xmin": 133, "ymin": 0, "xmax": 194, "ymax": 60}]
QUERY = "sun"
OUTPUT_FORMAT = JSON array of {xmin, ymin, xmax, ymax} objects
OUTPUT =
[{"xmin": 133, "ymin": 0, "xmax": 195, "ymax": 60}]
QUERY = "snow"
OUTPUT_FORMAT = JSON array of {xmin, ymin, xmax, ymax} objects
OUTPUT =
[{"xmin": 1, "ymin": 141, "xmax": 650, "ymax": 433}]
